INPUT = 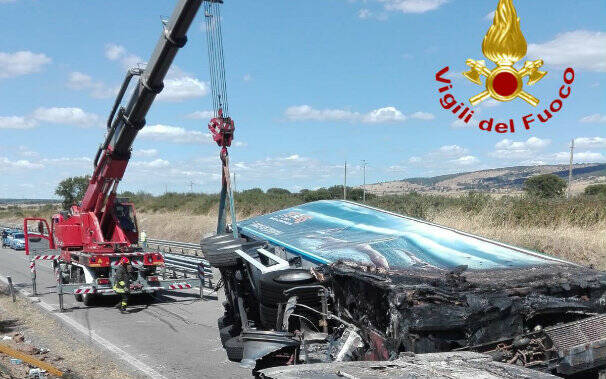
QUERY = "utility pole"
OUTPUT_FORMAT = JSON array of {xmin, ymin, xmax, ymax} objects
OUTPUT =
[
  {"xmin": 188, "ymin": 181, "xmax": 194, "ymax": 193},
  {"xmin": 343, "ymin": 161, "xmax": 347, "ymax": 200},
  {"xmin": 164, "ymin": 183, "xmax": 168, "ymax": 194},
  {"xmin": 362, "ymin": 160, "xmax": 368, "ymax": 202},
  {"xmin": 567, "ymin": 139, "xmax": 574, "ymax": 199}
]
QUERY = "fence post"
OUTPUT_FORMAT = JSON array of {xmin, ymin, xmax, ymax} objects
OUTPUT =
[
  {"xmin": 197, "ymin": 263, "xmax": 204, "ymax": 299},
  {"xmin": 58, "ymin": 279, "xmax": 64, "ymax": 312},
  {"xmin": 7, "ymin": 276, "xmax": 16, "ymax": 302},
  {"xmin": 30, "ymin": 259, "xmax": 37, "ymax": 296}
]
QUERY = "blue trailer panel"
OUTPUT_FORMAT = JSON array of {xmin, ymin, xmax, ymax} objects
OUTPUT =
[{"xmin": 238, "ymin": 200, "xmax": 570, "ymax": 270}]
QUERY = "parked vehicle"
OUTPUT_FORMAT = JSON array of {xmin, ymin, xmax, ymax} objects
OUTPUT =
[
  {"xmin": 203, "ymin": 200, "xmax": 606, "ymax": 378},
  {"xmin": 1, "ymin": 228, "xmax": 10, "ymax": 248},
  {"xmin": 9, "ymin": 233, "xmax": 25, "ymax": 250},
  {"xmin": 2, "ymin": 229, "xmax": 17, "ymax": 248}
]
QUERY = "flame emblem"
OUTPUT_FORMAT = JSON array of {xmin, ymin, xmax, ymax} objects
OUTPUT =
[{"xmin": 463, "ymin": 0, "xmax": 546, "ymax": 106}]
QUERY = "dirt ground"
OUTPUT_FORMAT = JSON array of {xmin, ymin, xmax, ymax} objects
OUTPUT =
[{"xmin": 0, "ymin": 285, "xmax": 135, "ymax": 379}]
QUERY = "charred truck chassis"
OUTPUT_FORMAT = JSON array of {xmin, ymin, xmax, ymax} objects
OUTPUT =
[{"xmin": 202, "ymin": 234, "xmax": 606, "ymax": 377}]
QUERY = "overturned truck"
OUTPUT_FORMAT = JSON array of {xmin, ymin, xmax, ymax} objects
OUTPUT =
[{"xmin": 201, "ymin": 200, "xmax": 606, "ymax": 377}]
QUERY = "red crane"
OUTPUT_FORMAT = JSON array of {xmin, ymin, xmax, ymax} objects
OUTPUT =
[{"xmin": 22, "ymin": 0, "xmax": 227, "ymax": 305}]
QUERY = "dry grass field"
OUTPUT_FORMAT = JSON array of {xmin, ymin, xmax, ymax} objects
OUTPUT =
[{"xmin": 2, "ymin": 191, "xmax": 604, "ymax": 270}]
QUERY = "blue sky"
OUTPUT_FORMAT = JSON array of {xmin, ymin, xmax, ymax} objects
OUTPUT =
[{"xmin": 0, "ymin": 0, "xmax": 604, "ymax": 198}]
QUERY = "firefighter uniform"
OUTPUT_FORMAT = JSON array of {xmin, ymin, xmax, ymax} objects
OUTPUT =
[
  {"xmin": 140, "ymin": 230, "xmax": 147, "ymax": 249},
  {"xmin": 113, "ymin": 259, "xmax": 132, "ymax": 312}
]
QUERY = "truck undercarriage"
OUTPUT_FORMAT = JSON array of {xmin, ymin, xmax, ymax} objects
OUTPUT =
[{"xmin": 203, "ymin": 201, "xmax": 606, "ymax": 378}]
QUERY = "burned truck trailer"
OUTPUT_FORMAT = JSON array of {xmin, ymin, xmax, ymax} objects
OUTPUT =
[{"xmin": 202, "ymin": 200, "xmax": 606, "ymax": 377}]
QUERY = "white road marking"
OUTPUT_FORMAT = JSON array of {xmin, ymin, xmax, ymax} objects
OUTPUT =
[{"xmin": 0, "ymin": 274, "xmax": 168, "ymax": 379}]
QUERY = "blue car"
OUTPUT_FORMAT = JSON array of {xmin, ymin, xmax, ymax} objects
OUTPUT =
[{"xmin": 10, "ymin": 232, "xmax": 25, "ymax": 250}]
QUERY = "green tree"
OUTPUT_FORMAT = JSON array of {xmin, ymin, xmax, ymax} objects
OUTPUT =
[
  {"xmin": 55, "ymin": 175, "xmax": 90, "ymax": 209},
  {"xmin": 267, "ymin": 188, "xmax": 291, "ymax": 195},
  {"xmin": 584, "ymin": 184, "xmax": 606, "ymax": 197},
  {"xmin": 523, "ymin": 174, "xmax": 566, "ymax": 198}
]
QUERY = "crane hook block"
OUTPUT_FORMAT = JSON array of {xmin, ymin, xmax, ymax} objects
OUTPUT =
[{"xmin": 208, "ymin": 109, "xmax": 235, "ymax": 149}]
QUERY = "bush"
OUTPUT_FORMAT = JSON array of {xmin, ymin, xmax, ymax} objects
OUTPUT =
[
  {"xmin": 584, "ymin": 184, "xmax": 606, "ymax": 197},
  {"xmin": 523, "ymin": 174, "xmax": 566, "ymax": 198},
  {"xmin": 267, "ymin": 188, "xmax": 291, "ymax": 195}
]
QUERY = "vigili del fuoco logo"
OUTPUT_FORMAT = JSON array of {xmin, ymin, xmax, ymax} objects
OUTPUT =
[{"xmin": 435, "ymin": 0, "xmax": 575, "ymax": 133}]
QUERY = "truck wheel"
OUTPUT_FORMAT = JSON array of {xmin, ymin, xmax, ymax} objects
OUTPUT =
[
  {"xmin": 201, "ymin": 235, "xmax": 264, "ymax": 268},
  {"xmin": 258, "ymin": 269, "xmax": 319, "ymax": 307},
  {"xmin": 83, "ymin": 294, "xmax": 95, "ymax": 306},
  {"xmin": 224, "ymin": 336, "xmax": 243, "ymax": 362},
  {"xmin": 74, "ymin": 294, "xmax": 83, "ymax": 302},
  {"xmin": 219, "ymin": 324, "xmax": 240, "ymax": 346}
]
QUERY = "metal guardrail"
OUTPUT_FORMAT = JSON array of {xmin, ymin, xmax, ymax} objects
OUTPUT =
[
  {"xmin": 146, "ymin": 239, "xmax": 214, "ymax": 285},
  {"xmin": 2, "ymin": 226, "xmax": 214, "ymax": 284}
]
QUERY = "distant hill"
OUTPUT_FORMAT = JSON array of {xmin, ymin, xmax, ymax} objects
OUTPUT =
[
  {"xmin": 366, "ymin": 163, "xmax": 606, "ymax": 195},
  {"xmin": 0, "ymin": 199, "xmax": 59, "ymax": 205}
]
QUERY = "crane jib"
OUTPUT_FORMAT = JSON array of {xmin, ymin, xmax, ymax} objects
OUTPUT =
[
  {"xmin": 109, "ymin": 0, "xmax": 203, "ymax": 157},
  {"xmin": 83, "ymin": 0, "xmax": 204, "ymax": 212}
]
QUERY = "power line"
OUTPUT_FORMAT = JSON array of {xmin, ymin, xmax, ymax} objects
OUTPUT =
[
  {"xmin": 343, "ymin": 161, "xmax": 347, "ymax": 200},
  {"xmin": 567, "ymin": 139, "xmax": 574, "ymax": 199},
  {"xmin": 362, "ymin": 160, "xmax": 368, "ymax": 202}
]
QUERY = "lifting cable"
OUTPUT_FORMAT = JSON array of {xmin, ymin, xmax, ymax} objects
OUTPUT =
[{"xmin": 204, "ymin": 1, "xmax": 238, "ymax": 238}]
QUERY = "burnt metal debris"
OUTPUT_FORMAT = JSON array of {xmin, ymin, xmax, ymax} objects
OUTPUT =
[{"xmin": 203, "ymin": 201, "xmax": 606, "ymax": 378}]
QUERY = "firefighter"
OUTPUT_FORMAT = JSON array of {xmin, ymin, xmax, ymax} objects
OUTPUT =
[
  {"xmin": 140, "ymin": 230, "xmax": 147, "ymax": 249},
  {"xmin": 113, "ymin": 256, "xmax": 132, "ymax": 313}
]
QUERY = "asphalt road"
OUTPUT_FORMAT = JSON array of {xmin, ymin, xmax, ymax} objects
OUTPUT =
[{"xmin": 0, "ymin": 245, "xmax": 249, "ymax": 379}]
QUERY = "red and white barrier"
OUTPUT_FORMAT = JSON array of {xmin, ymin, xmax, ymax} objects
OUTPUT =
[
  {"xmin": 29, "ymin": 254, "xmax": 60, "ymax": 273},
  {"xmin": 33, "ymin": 255, "xmax": 60, "ymax": 260},
  {"xmin": 168, "ymin": 282, "xmax": 192, "ymax": 290}
]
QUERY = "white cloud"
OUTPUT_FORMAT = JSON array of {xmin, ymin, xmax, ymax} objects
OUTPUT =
[
  {"xmin": 549, "ymin": 151, "xmax": 605, "ymax": 163},
  {"xmin": 185, "ymin": 110, "xmax": 215, "ymax": 119},
  {"xmin": 284, "ymin": 105, "xmax": 432, "ymax": 124},
  {"xmin": 574, "ymin": 137, "xmax": 606, "ymax": 149},
  {"xmin": 132, "ymin": 159, "xmax": 171, "ymax": 169},
  {"xmin": 528, "ymin": 30, "xmax": 606, "ymax": 72},
  {"xmin": 0, "ymin": 107, "xmax": 101, "ymax": 129},
  {"xmin": 67, "ymin": 71, "xmax": 116, "ymax": 99},
  {"xmin": 573, "ymin": 151, "xmax": 605, "ymax": 162},
  {"xmin": 231, "ymin": 154, "xmax": 343, "ymax": 182},
  {"xmin": 358, "ymin": 9, "xmax": 373, "ymax": 19},
  {"xmin": 0, "ymin": 157, "xmax": 44, "ymax": 170},
  {"xmin": 491, "ymin": 137, "xmax": 551, "ymax": 159},
  {"xmin": 406, "ymin": 144, "xmax": 478, "ymax": 168},
  {"xmin": 409, "ymin": 111, "xmax": 435, "ymax": 120},
  {"xmin": 484, "ymin": 10, "xmax": 495, "ymax": 21},
  {"xmin": 0, "ymin": 116, "xmax": 37, "ymax": 129},
  {"xmin": 580, "ymin": 114, "xmax": 606, "ymax": 123},
  {"xmin": 362, "ymin": 106, "xmax": 406, "ymax": 123},
  {"xmin": 158, "ymin": 77, "xmax": 209, "ymax": 102},
  {"xmin": 31, "ymin": 107, "xmax": 101, "ymax": 127},
  {"xmin": 0, "ymin": 51, "xmax": 51, "ymax": 79},
  {"xmin": 379, "ymin": 0, "xmax": 448, "ymax": 14},
  {"xmin": 435, "ymin": 144, "xmax": 468, "ymax": 158},
  {"xmin": 133, "ymin": 149, "xmax": 158, "ymax": 158},
  {"xmin": 105, "ymin": 43, "xmax": 142, "ymax": 69},
  {"xmin": 357, "ymin": 8, "xmax": 388, "ymax": 20},
  {"xmin": 284, "ymin": 105, "xmax": 359, "ymax": 122},
  {"xmin": 451, "ymin": 155, "xmax": 479, "ymax": 166},
  {"xmin": 139, "ymin": 124, "xmax": 211, "ymax": 144},
  {"xmin": 104, "ymin": 43, "xmax": 209, "ymax": 102}
]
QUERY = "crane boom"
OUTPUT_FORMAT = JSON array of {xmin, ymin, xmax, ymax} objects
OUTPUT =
[{"xmin": 82, "ymin": 0, "xmax": 203, "ymax": 213}]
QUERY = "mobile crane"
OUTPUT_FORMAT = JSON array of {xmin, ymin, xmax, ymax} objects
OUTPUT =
[{"xmin": 23, "ymin": 0, "xmax": 234, "ymax": 305}]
